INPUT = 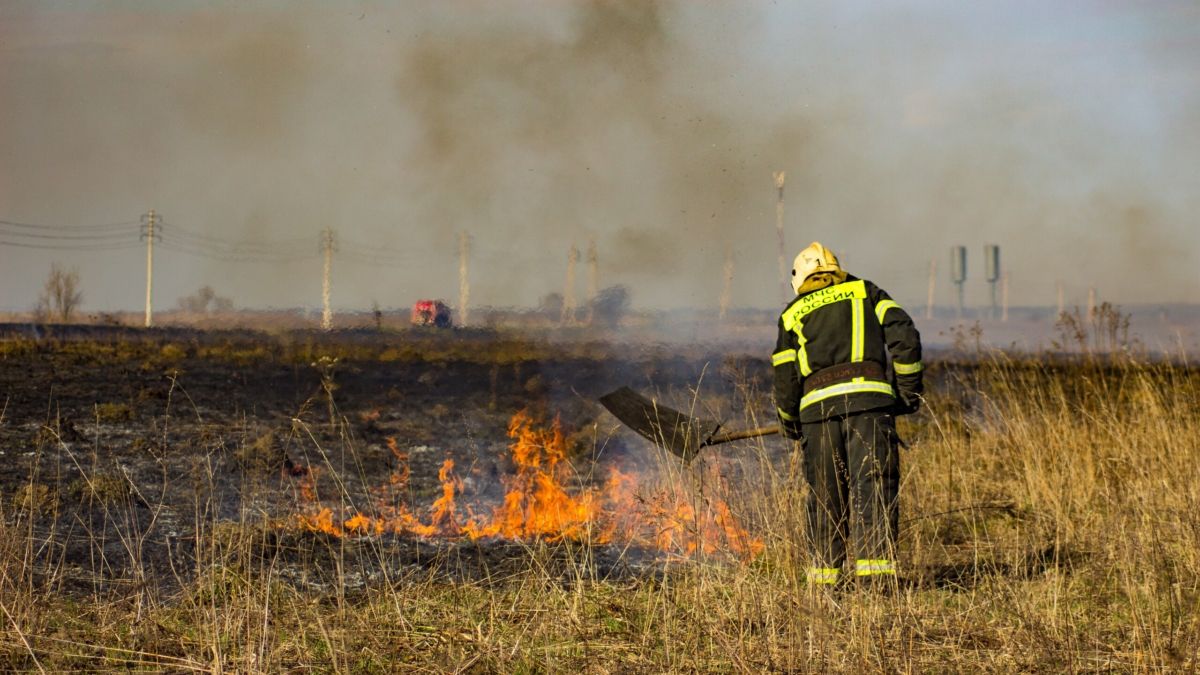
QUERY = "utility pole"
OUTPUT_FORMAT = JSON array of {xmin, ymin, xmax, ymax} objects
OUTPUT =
[
  {"xmin": 459, "ymin": 231, "xmax": 470, "ymax": 326},
  {"xmin": 1057, "ymin": 278, "xmax": 1065, "ymax": 317},
  {"xmin": 774, "ymin": 171, "xmax": 787, "ymax": 303},
  {"xmin": 561, "ymin": 241, "xmax": 579, "ymax": 326},
  {"xmin": 585, "ymin": 236, "xmax": 598, "ymax": 325},
  {"xmin": 951, "ymin": 246, "xmax": 967, "ymax": 319},
  {"xmin": 140, "ymin": 210, "xmax": 161, "ymax": 328},
  {"xmin": 925, "ymin": 259, "xmax": 937, "ymax": 320},
  {"xmin": 321, "ymin": 227, "xmax": 334, "ymax": 331},
  {"xmin": 719, "ymin": 246, "xmax": 734, "ymax": 321},
  {"xmin": 1088, "ymin": 285, "xmax": 1096, "ymax": 322}
]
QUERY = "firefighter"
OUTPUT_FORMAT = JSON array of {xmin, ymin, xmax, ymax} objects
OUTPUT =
[{"xmin": 772, "ymin": 242, "xmax": 923, "ymax": 587}]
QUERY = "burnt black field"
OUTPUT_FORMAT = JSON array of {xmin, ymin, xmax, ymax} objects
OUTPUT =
[{"xmin": 0, "ymin": 325, "xmax": 778, "ymax": 594}]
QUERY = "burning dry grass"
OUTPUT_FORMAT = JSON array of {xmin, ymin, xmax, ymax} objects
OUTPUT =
[
  {"xmin": 0, "ymin": 349, "xmax": 1198, "ymax": 672},
  {"xmin": 292, "ymin": 410, "xmax": 763, "ymax": 561}
]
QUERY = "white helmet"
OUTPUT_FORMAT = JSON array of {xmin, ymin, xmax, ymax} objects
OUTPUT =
[{"xmin": 791, "ymin": 242, "xmax": 841, "ymax": 294}]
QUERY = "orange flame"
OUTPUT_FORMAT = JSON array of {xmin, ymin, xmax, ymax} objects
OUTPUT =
[{"xmin": 290, "ymin": 409, "xmax": 762, "ymax": 561}]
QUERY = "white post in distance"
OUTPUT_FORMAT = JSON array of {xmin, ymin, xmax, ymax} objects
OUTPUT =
[
  {"xmin": 141, "ymin": 210, "xmax": 161, "ymax": 328},
  {"xmin": 926, "ymin": 259, "xmax": 937, "ymax": 320},
  {"xmin": 322, "ymin": 227, "xmax": 334, "ymax": 331}
]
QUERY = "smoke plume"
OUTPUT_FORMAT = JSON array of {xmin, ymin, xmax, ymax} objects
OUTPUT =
[{"xmin": 1, "ymin": 1, "xmax": 1198, "ymax": 313}]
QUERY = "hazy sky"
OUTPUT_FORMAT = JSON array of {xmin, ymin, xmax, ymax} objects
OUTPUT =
[{"xmin": 1, "ymin": 1, "xmax": 1198, "ymax": 314}]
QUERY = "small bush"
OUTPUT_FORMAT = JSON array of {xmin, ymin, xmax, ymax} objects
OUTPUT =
[
  {"xmin": 95, "ymin": 403, "xmax": 134, "ymax": 423},
  {"xmin": 160, "ymin": 343, "xmax": 188, "ymax": 360},
  {"xmin": 232, "ymin": 429, "xmax": 290, "ymax": 474},
  {"xmin": 68, "ymin": 474, "xmax": 130, "ymax": 506},
  {"xmin": 11, "ymin": 484, "xmax": 57, "ymax": 514},
  {"xmin": 523, "ymin": 374, "xmax": 546, "ymax": 395}
]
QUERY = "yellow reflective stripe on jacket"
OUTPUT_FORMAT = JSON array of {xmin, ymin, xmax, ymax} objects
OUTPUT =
[
  {"xmin": 850, "ymin": 299, "xmax": 865, "ymax": 362},
  {"xmin": 806, "ymin": 567, "xmax": 840, "ymax": 584},
  {"xmin": 795, "ymin": 321, "xmax": 814, "ymax": 376},
  {"xmin": 772, "ymin": 349, "xmax": 797, "ymax": 366},
  {"xmin": 797, "ymin": 345, "xmax": 813, "ymax": 377},
  {"xmin": 855, "ymin": 559, "xmax": 896, "ymax": 576},
  {"xmin": 800, "ymin": 380, "xmax": 895, "ymax": 411},
  {"xmin": 777, "ymin": 407, "xmax": 799, "ymax": 422},
  {"xmin": 893, "ymin": 360, "xmax": 923, "ymax": 375},
  {"xmin": 781, "ymin": 280, "xmax": 868, "ymax": 332},
  {"xmin": 874, "ymin": 299, "xmax": 900, "ymax": 323}
]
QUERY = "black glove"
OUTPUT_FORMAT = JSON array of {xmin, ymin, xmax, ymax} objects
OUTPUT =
[
  {"xmin": 779, "ymin": 415, "xmax": 804, "ymax": 441},
  {"xmin": 894, "ymin": 389, "xmax": 921, "ymax": 416}
]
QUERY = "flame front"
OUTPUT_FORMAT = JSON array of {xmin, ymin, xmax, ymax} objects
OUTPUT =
[{"xmin": 292, "ymin": 409, "xmax": 762, "ymax": 561}]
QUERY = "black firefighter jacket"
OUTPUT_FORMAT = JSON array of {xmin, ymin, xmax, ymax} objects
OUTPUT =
[{"xmin": 773, "ymin": 275, "xmax": 923, "ymax": 438}]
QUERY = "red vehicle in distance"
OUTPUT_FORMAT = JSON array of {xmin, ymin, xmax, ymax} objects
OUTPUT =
[{"xmin": 411, "ymin": 300, "xmax": 452, "ymax": 328}]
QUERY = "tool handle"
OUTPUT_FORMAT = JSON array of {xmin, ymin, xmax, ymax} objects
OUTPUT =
[{"xmin": 706, "ymin": 425, "xmax": 780, "ymax": 446}]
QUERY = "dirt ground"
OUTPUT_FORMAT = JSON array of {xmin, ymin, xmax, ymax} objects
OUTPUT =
[{"xmin": 0, "ymin": 326, "xmax": 773, "ymax": 595}]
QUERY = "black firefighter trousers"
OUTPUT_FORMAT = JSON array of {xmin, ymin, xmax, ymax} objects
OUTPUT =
[{"xmin": 800, "ymin": 410, "xmax": 900, "ymax": 582}]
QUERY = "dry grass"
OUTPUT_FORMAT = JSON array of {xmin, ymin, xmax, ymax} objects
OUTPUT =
[{"xmin": 0, "ymin": 348, "xmax": 1198, "ymax": 673}]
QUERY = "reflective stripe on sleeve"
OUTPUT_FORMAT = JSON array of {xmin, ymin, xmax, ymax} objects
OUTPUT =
[
  {"xmin": 850, "ymin": 299, "xmax": 865, "ymax": 362},
  {"xmin": 806, "ymin": 567, "xmax": 840, "ymax": 584},
  {"xmin": 772, "ymin": 349, "xmax": 797, "ymax": 366},
  {"xmin": 874, "ymin": 299, "xmax": 901, "ymax": 323},
  {"xmin": 777, "ymin": 408, "xmax": 799, "ymax": 422},
  {"xmin": 800, "ymin": 380, "xmax": 895, "ymax": 411},
  {"xmin": 893, "ymin": 360, "xmax": 923, "ymax": 375},
  {"xmin": 855, "ymin": 559, "xmax": 896, "ymax": 576}
]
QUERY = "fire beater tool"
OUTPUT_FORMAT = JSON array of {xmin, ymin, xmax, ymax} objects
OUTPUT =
[{"xmin": 599, "ymin": 386, "xmax": 780, "ymax": 461}]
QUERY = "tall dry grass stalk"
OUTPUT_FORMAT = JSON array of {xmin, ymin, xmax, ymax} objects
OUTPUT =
[{"xmin": 0, "ymin": 348, "xmax": 1197, "ymax": 672}]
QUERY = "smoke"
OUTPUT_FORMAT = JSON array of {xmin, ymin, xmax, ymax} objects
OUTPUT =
[
  {"xmin": 393, "ymin": 1, "xmax": 812, "ymax": 308},
  {"xmin": 173, "ymin": 17, "xmax": 313, "ymax": 148},
  {"xmin": 1, "ymin": 1, "xmax": 1198, "ymax": 313}
]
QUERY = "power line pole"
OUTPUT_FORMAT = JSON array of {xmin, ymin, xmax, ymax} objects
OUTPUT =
[
  {"xmin": 774, "ymin": 171, "xmax": 787, "ymax": 303},
  {"xmin": 561, "ymin": 241, "xmax": 579, "ymax": 326},
  {"xmin": 585, "ymin": 236, "xmax": 597, "ymax": 325},
  {"xmin": 140, "ymin": 210, "xmax": 161, "ymax": 328},
  {"xmin": 322, "ymin": 227, "xmax": 334, "ymax": 331},
  {"xmin": 719, "ymin": 246, "xmax": 734, "ymax": 322},
  {"xmin": 925, "ymin": 259, "xmax": 937, "ymax": 320},
  {"xmin": 459, "ymin": 231, "xmax": 470, "ymax": 326}
]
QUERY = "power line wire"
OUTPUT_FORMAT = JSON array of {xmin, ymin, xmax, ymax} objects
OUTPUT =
[
  {"xmin": 0, "ymin": 219, "xmax": 140, "ymax": 231},
  {"xmin": 0, "ymin": 238, "xmax": 142, "ymax": 251},
  {"xmin": 0, "ymin": 228, "xmax": 139, "ymax": 242},
  {"xmin": 158, "ymin": 240, "xmax": 318, "ymax": 263},
  {"xmin": 1, "ymin": 216, "xmax": 429, "ymax": 267}
]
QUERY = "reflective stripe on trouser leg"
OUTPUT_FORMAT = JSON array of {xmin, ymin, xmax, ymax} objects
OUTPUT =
[
  {"xmin": 807, "ymin": 567, "xmax": 840, "ymax": 584},
  {"xmin": 855, "ymin": 559, "xmax": 896, "ymax": 576}
]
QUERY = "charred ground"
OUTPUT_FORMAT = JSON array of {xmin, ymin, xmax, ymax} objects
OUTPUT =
[{"xmin": 0, "ymin": 326, "xmax": 771, "ymax": 594}]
